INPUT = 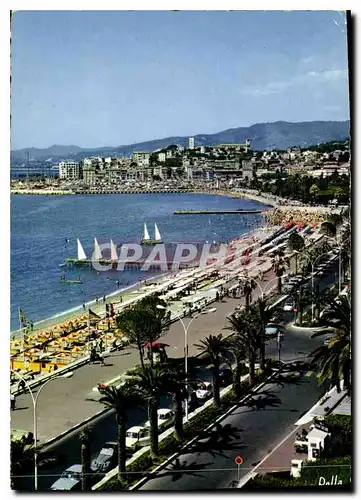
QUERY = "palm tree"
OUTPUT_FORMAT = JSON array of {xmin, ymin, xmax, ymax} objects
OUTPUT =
[
  {"xmin": 271, "ymin": 253, "xmax": 287, "ymax": 294},
  {"xmin": 160, "ymin": 366, "xmax": 188, "ymax": 441},
  {"xmin": 256, "ymin": 299, "xmax": 282, "ymax": 371},
  {"xmin": 288, "ymin": 232, "xmax": 305, "ymax": 274},
  {"xmin": 126, "ymin": 365, "xmax": 166, "ymax": 458},
  {"xmin": 227, "ymin": 311, "xmax": 260, "ymax": 386},
  {"xmin": 291, "ymin": 286, "xmax": 312, "ymax": 326},
  {"xmin": 99, "ymin": 385, "xmax": 142, "ymax": 479},
  {"xmin": 239, "ymin": 278, "xmax": 257, "ymax": 309},
  {"xmin": 195, "ymin": 334, "xmax": 229, "ymax": 407},
  {"xmin": 79, "ymin": 426, "xmax": 91, "ymax": 491},
  {"xmin": 226, "ymin": 336, "xmax": 247, "ymax": 397},
  {"xmin": 311, "ymin": 296, "xmax": 351, "ymax": 393}
]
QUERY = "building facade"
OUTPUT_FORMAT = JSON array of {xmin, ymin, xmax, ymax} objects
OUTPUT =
[{"xmin": 59, "ymin": 161, "xmax": 81, "ymax": 180}]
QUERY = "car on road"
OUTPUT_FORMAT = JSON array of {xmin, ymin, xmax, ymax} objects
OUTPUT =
[
  {"xmin": 283, "ymin": 284, "xmax": 296, "ymax": 293},
  {"xmin": 50, "ymin": 464, "xmax": 82, "ymax": 491},
  {"xmin": 90, "ymin": 442, "xmax": 117, "ymax": 473},
  {"xmin": 125, "ymin": 426, "xmax": 151, "ymax": 451},
  {"xmin": 201, "ymin": 307, "xmax": 217, "ymax": 314},
  {"xmin": 324, "ymin": 335, "xmax": 333, "ymax": 346},
  {"xmin": 196, "ymin": 381, "xmax": 213, "ymax": 402},
  {"xmin": 144, "ymin": 408, "xmax": 175, "ymax": 432},
  {"xmin": 283, "ymin": 299, "xmax": 294, "ymax": 312}
]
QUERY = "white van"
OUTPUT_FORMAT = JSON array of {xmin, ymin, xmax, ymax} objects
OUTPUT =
[{"xmin": 125, "ymin": 426, "xmax": 150, "ymax": 451}]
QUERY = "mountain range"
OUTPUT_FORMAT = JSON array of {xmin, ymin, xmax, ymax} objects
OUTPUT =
[{"xmin": 11, "ymin": 120, "xmax": 350, "ymax": 163}]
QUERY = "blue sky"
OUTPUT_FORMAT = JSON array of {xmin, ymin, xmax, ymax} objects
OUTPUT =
[{"xmin": 11, "ymin": 10, "xmax": 350, "ymax": 150}]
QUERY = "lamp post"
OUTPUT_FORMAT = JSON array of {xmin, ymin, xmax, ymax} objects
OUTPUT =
[
  {"xmin": 294, "ymin": 248, "xmax": 343, "ymax": 322},
  {"xmin": 238, "ymin": 274, "xmax": 289, "ymax": 303},
  {"xmin": 157, "ymin": 305, "xmax": 200, "ymax": 421},
  {"xmin": 323, "ymin": 235, "xmax": 349, "ymax": 295},
  {"xmin": 10, "ymin": 370, "xmax": 72, "ymax": 490}
]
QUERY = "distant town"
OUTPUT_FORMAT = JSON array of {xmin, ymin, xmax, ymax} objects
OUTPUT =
[{"xmin": 11, "ymin": 137, "xmax": 350, "ymax": 206}]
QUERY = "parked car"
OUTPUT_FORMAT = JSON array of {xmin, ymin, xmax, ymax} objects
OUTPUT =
[
  {"xmin": 283, "ymin": 299, "xmax": 294, "ymax": 312},
  {"xmin": 196, "ymin": 381, "xmax": 213, "ymax": 402},
  {"xmin": 125, "ymin": 426, "xmax": 150, "ymax": 451},
  {"xmin": 50, "ymin": 464, "xmax": 82, "ymax": 491},
  {"xmin": 144, "ymin": 409, "xmax": 175, "ymax": 432},
  {"xmin": 90, "ymin": 442, "xmax": 117, "ymax": 473}
]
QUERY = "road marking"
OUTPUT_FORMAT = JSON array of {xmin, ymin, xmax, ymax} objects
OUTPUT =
[{"xmin": 237, "ymin": 425, "xmax": 299, "ymax": 488}]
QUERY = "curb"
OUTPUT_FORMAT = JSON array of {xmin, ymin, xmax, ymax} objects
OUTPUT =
[{"xmin": 129, "ymin": 373, "xmax": 274, "ymax": 491}]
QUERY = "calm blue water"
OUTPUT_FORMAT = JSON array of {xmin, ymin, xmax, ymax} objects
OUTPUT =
[{"xmin": 10, "ymin": 193, "xmax": 268, "ymax": 330}]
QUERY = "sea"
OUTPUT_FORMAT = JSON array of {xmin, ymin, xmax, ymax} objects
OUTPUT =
[{"xmin": 10, "ymin": 193, "xmax": 269, "ymax": 331}]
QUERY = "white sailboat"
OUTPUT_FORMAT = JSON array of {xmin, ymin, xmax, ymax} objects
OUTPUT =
[
  {"xmin": 141, "ymin": 223, "xmax": 151, "ymax": 243},
  {"xmin": 77, "ymin": 239, "xmax": 87, "ymax": 261},
  {"xmin": 93, "ymin": 237, "xmax": 102, "ymax": 260},
  {"xmin": 110, "ymin": 239, "xmax": 118, "ymax": 261},
  {"xmin": 154, "ymin": 223, "xmax": 162, "ymax": 242}
]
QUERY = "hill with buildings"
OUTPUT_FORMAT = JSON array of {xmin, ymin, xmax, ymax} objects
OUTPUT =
[{"xmin": 11, "ymin": 120, "xmax": 349, "ymax": 163}]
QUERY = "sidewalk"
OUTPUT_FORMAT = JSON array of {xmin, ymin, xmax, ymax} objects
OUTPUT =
[{"xmin": 11, "ymin": 290, "xmax": 257, "ymax": 445}]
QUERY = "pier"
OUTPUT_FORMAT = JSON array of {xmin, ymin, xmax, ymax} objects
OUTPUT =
[{"xmin": 174, "ymin": 209, "xmax": 265, "ymax": 215}]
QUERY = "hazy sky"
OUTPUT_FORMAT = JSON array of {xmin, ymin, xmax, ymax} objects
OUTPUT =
[{"xmin": 11, "ymin": 10, "xmax": 350, "ymax": 149}]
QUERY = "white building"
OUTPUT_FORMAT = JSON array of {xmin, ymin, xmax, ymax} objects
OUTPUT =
[
  {"xmin": 158, "ymin": 152, "xmax": 166, "ymax": 162},
  {"xmin": 189, "ymin": 137, "xmax": 195, "ymax": 150},
  {"xmin": 166, "ymin": 149, "xmax": 173, "ymax": 159},
  {"xmin": 200, "ymin": 146, "xmax": 205, "ymax": 154},
  {"xmin": 132, "ymin": 151, "xmax": 150, "ymax": 167},
  {"xmin": 59, "ymin": 161, "xmax": 80, "ymax": 180}
]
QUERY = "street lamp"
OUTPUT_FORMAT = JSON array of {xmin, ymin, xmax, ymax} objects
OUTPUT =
[
  {"xmin": 323, "ymin": 236, "xmax": 349, "ymax": 295},
  {"xmin": 294, "ymin": 248, "xmax": 342, "ymax": 322},
  {"xmin": 238, "ymin": 274, "xmax": 289, "ymax": 303},
  {"xmin": 10, "ymin": 370, "xmax": 72, "ymax": 490},
  {"xmin": 157, "ymin": 304, "xmax": 200, "ymax": 421}
]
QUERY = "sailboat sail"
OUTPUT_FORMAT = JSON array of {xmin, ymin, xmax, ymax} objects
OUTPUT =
[
  {"xmin": 110, "ymin": 239, "xmax": 118, "ymax": 261},
  {"xmin": 154, "ymin": 223, "xmax": 162, "ymax": 242},
  {"xmin": 77, "ymin": 239, "xmax": 87, "ymax": 260},
  {"xmin": 142, "ymin": 223, "xmax": 150, "ymax": 241},
  {"xmin": 93, "ymin": 237, "xmax": 102, "ymax": 260}
]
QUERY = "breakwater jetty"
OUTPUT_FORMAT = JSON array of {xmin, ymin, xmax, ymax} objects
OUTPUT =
[{"xmin": 174, "ymin": 209, "xmax": 265, "ymax": 215}]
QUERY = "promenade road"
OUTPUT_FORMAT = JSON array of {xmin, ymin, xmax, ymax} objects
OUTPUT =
[
  {"xmin": 11, "ymin": 269, "xmax": 275, "ymax": 445},
  {"xmin": 138, "ymin": 372, "xmax": 325, "ymax": 491}
]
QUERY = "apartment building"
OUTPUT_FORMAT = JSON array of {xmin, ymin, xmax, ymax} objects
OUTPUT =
[{"xmin": 59, "ymin": 161, "xmax": 81, "ymax": 180}]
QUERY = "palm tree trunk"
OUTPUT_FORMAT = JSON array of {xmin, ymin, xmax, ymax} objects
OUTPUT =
[
  {"xmin": 245, "ymin": 293, "xmax": 250, "ymax": 309},
  {"xmin": 137, "ymin": 339, "xmax": 145, "ymax": 371},
  {"xmin": 277, "ymin": 276, "xmax": 282, "ymax": 294},
  {"xmin": 260, "ymin": 339, "xmax": 265, "ymax": 372},
  {"xmin": 295, "ymin": 254, "xmax": 298, "ymax": 275},
  {"xmin": 81, "ymin": 438, "xmax": 91, "ymax": 491},
  {"xmin": 173, "ymin": 389, "xmax": 184, "ymax": 441},
  {"xmin": 117, "ymin": 418, "xmax": 126, "ymax": 481},
  {"xmin": 248, "ymin": 352, "xmax": 255, "ymax": 386},
  {"xmin": 233, "ymin": 361, "xmax": 242, "ymax": 397},
  {"xmin": 212, "ymin": 359, "xmax": 221, "ymax": 407},
  {"xmin": 148, "ymin": 398, "xmax": 159, "ymax": 458}
]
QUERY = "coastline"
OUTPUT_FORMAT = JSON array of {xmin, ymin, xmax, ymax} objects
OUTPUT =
[
  {"xmin": 11, "ymin": 223, "xmax": 267, "ymax": 338},
  {"xmin": 10, "ymin": 190, "xmax": 274, "ymax": 337}
]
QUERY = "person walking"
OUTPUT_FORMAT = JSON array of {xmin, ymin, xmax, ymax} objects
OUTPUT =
[{"xmin": 11, "ymin": 394, "xmax": 16, "ymax": 411}]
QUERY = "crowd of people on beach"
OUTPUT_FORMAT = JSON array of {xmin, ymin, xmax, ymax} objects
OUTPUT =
[{"xmin": 265, "ymin": 207, "xmax": 328, "ymax": 226}]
